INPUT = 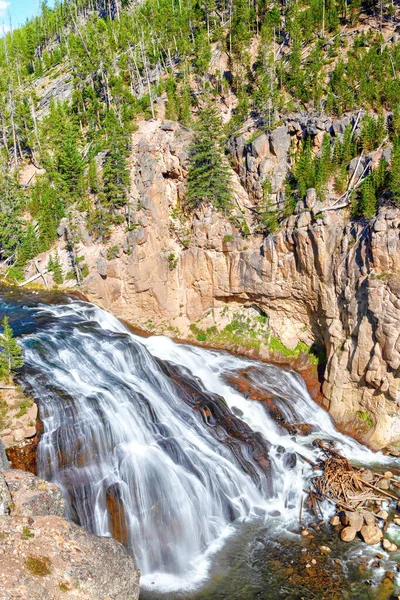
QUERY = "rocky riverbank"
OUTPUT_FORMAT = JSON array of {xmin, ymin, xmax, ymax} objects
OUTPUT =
[{"xmin": 0, "ymin": 466, "xmax": 140, "ymax": 599}]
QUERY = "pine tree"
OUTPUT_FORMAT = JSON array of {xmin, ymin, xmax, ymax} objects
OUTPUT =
[
  {"xmin": 52, "ymin": 252, "xmax": 64, "ymax": 284},
  {"xmin": 102, "ymin": 142, "xmax": 130, "ymax": 207},
  {"xmin": 390, "ymin": 137, "xmax": 400, "ymax": 205},
  {"xmin": 186, "ymin": 104, "xmax": 232, "ymax": 210},
  {"xmin": 359, "ymin": 175, "xmax": 376, "ymax": 217},
  {"xmin": 18, "ymin": 223, "xmax": 39, "ymax": 265},
  {"xmin": 48, "ymin": 251, "xmax": 64, "ymax": 284},
  {"xmin": 0, "ymin": 317, "xmax": 24, "ymax": 379},
  {"xmin": 88, "ymin": 158, "xmax": 100, "ymax": 194},
  {"xmin": 57, "ymin": 123, "xmax": 84, "ymax": 198}
]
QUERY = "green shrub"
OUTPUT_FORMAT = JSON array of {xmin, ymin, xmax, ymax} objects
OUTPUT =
[{"xmin": 106, "ymin": 245, "xmax": 120, "ymax": 260}]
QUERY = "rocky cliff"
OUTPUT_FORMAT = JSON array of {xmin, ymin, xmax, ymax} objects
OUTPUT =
[
  {"xmin": 21, "ymin": 114, "xmax": 400, "ymax": 454},
  {"xmin": 0, "ymin": 466, "xmax": 140, "ymax": 599}
]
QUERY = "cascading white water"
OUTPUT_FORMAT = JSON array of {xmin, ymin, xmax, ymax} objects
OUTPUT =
[{"xmin": 5, "ymin": 296, "xmax": 398, "ymax": 593}]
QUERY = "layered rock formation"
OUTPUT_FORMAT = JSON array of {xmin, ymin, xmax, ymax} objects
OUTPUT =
[{"xmin": 0, "ymin": 467, "xmax": 140, "ymax": 600}]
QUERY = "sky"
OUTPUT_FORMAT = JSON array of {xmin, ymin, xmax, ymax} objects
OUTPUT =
[{"xmin": 0, "ymin": 0, "xmax": 55, "ymax": 33}]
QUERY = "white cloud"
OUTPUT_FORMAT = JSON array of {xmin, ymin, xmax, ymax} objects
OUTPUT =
[
  {"xmin": 0, "ymin": 1, "xmax": 10, "ymax": 18},
  {"xmin": 0, "ymin": 23, "xmax": 10, "ymax": 35}
]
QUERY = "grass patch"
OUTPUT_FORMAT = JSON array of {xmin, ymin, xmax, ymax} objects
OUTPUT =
[
  {"xmin": 21, "ymin": 527, "xmax": 34, "ymax": 539},
  {"xmin": 59, "ymin": 582, "xmax": 72, "ymax": 592},
  {"xmin": 189, "ymin": 313, "xmax": 326, "ymax": 365},
  {"xmin": 356, "ymin": 410, "xmax": 374, "ymax": 429},
  {"xmin": 0, "ymin": 398, "xmax": 9, "ymax": 431},
  {"xmin": 16, "ymin": 399, "xmax": 33, "ymax": 418},
  {"xmin": 25, "ymin": 555, "xmax": 52, "ymax": 576}
]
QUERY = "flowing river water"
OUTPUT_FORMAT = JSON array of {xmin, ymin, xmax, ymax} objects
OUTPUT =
[{"xmin": 1, "ymin": 287, "xmax": 400, "ymax": 599}]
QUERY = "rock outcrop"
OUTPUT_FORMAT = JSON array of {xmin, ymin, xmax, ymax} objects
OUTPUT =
[{"xmin": 0, "ymin": 470, "xmax": 140, "ymax": 599}]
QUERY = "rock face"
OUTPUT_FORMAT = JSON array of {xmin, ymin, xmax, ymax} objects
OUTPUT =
[
  {"xmin": 0, "ymin": 471, "xmax": 140, "ymax": 600},
  {"xmin": 3, "ymin": 469, "xmax": 65, "ymax": 517},
  {"xmin": 35, "ymin": 117, "xmax": 399, "ymax": 453}
]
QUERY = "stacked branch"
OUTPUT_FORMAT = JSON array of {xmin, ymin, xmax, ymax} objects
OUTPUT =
[{"xmin": 308, "ymin": 440, "xmax": 398, "ymax": 516}]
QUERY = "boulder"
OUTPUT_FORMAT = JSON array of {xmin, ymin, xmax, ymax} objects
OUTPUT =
[
  {"xmin": 251, "ymin": 133, "xmax": 270, "ymax": 159},
  {"xmin": 377, "ymin": 510, "xmax": 389, "ymax": 520},
  {"xmin": 341, "ymin": 526, "xmax": 357, "ymax": 542},
  {"xmin": 305, "ymin": 188, "xmax": 317, "ymax": 209},
  {"xmin": 363, "ymin": 511, "xmax": 377, "ymax": 527},
  {"xmin": 97, "ymin": 258, "xmax": 107, "ymax": 278},
  {"xmin": 296, "ymin": 212, "xmax": 312, "ymax": 229},
  {"xmin": 341, "ymin": 511, "xmax": 364, "ymax": 531},
  {"xmin": 269, "ymin": 126, "xmax": 290, "ymax": 161},
  {"xmin": 3, "ymin": 470, "xmax": 65, "ymax": 518},
  {"xmin": 282, "ymin": 452, "xmax": 297, "ymax": 469},
  {"xmin": 348, "ymin": 156, "xmax": 366, "ymax": 181},
  {"xmin": 0, "ymin": 515, "xmax": 140, "ymax": 600},
  {"xmin": 330, "ymin": 515, "xmax": 341, "ymax": 526},
  {"xmin": 376, "ymin": 478, "xmax": 390, "ymax": 490},
  {"xmin": 382, "ymin": 538, "xmax": 398, "ymax": 552},
  {"xmin": 360, "ymin": 525, "xmax": 383, "ymax": 545},
  {"xmin": 0, "ymin": 470, "xmax": 140, "ymax": 599}
]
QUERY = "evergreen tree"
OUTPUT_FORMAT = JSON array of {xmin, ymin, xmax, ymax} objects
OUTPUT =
[
  {"xmin": 102, "ymin": 142, "xmax": 130, "ymax": 207},
  {"xmin": 359, "ymin": 175, "xmax": 376, "ymax": 217},
  {"xmin": 0, "ymin": 317, "xmax": 24, "ymax": 379},
  {"xmin": 18, "ymin": 223, "xmax": 39, "ymax": 265},
  {"xmin": 186, "ymin": 104, "xmax": 232, "ymax": 210},
  {"xmin": 88, "ymin": 158, "xmax": 100, "ymax": 194},
  {"xmin": 48, "ymin": 251, "xmax": 64, "ymax": 284},
  {"xmin": 57, "ymin": 123, "xmax": 84, "ymax": 198},
  {"xmin": 390, "ymin": 137, "xmax": 400, "ymax": 205}
]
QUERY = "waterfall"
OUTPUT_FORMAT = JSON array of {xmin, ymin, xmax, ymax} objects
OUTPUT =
[{"xmin": 1, "ymin": 291, "xmax": 397, "ymax": 592}]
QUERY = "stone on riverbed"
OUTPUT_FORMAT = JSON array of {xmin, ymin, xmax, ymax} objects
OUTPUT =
[
  {"xmin": 341, "ymin": 526, "xmax": 358, "ymax": 542},
  {"xmin": 363, "ymin": 511, "xmax": 377, "ymax": 526},
  {"xmin": 382, "ymin": 538, "xmax": 398, "ymax": 552},
  {"xmin": 341, "ymin": 511, "xmax": 364, "ymax": 531},
  {"xmin": 377, "ymin": 509, "xmax": 389, "ymax": 520},
  {"xmin": 360, "ymin": 525, "xmax": 383, "ymax": 545},
  {"xmin": 330, "ymin": 515, "xmax": 340, "ymax": 526}
]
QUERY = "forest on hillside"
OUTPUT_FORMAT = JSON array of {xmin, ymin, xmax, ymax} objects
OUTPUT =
[{"xmin": 0, "ymin": 0, "xmax": 399, "ymax": 282}]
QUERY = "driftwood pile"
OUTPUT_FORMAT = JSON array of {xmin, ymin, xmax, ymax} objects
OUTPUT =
[{"xmin": 307, "ymin": 440, "xmax": 399, "ymax": 517}]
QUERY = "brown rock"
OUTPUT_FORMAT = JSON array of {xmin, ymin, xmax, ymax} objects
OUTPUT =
[
  {"xmin": 360, "ymin": 525, "xmax": 383, "ymax": 545},
  {"xmin": 383, "ymin": 538, "xmax": 398, "ymax": 552},
  {"xmin": 341, "ymin": 526, "xmax": 357, "ymax": 542},
  {"xmin": 363, "ymin": 511, "xmax": 377, "ymax": 527},
  {"xmin": 341, "ymin": 511, "xmax": 364, "ymax": 531},
  {"xmin": 377, "ymin": 509, "xmax": 389, "ymax": 520},
  {"xmin": 330, "ymin": 515, "xmax": 340, "ymax": 526},
  {"xmin": 376, "ymin": 478, "xmax": 391, "ymax": 490},
  {"xmin": 0, "ymin": 515, "xmax": 140, "ymax": 600}
]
